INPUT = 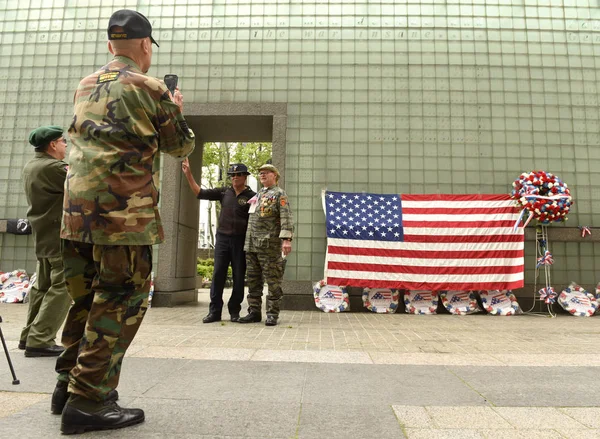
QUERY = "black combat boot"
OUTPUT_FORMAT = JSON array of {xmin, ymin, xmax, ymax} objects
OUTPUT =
[
  {"xmin": 265, "ymin": 315, "xmax": 278, "ymax": 326},
  {"xmin": 61, "ymin": 394, "xmax": 144, "ymax": 434},
  {"xmin": 238, "ymin": 312, "xmax": 262, "ymax": 323},
  {"xmin": 51, "ymin": 381, "xmax": 119, "ymax": 415},
  {"xmin": 202, "ymin": 313, "xmax": 221, "ymax": 323}
]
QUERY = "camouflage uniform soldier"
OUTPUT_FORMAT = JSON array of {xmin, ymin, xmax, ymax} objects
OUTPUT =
[
  {"xmin": 238, "ymin": 164, "xmax": 294, "ymax": 326},
  {"xmin": 53, "ymin": 10, "xmax": 195, "ymax": 435},
  {"xmin": 20, "ymin": 126, "xmax": 71, "ymax": 358}
]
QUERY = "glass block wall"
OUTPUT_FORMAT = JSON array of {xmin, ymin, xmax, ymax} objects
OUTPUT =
[{"xmin": 1, "ymin": 0, "xmax": 599, "ymax": 289}]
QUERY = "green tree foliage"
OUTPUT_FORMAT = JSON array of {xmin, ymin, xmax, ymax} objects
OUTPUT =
[{"xmin": 231, "ymin": 142, "xmax": 273, "ymax": 175}]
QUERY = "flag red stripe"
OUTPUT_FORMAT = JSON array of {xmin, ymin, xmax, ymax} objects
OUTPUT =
[
  {"xmin": 402, "ymin": 234, "xmax": 523, "ymax": 243},
  {"xmin": 327, "ymin": 261, "xmax": 524, "ymax": 275},
  {"xmin": 402, "ymin": 207, "xmax": 518, "ymax": 215},
  {"xmin": 326, "ymin": 277, "xmax": 523, "ymax": 291},
  {"xmin": 327, "ymin": 246, "xmax": 523, "ymax": 260},
  {"xmin": 401, "ymin": 194, "xmax": 512, "ymax": 201},
  {"xmin": 402, "ymin": 220, "xmax": 516, "ymax": 228}
]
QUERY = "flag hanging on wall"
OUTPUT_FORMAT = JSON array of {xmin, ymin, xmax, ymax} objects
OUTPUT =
[{"xmin": 322, "ymin": 191, "xmax": 524, "ymax": 291}]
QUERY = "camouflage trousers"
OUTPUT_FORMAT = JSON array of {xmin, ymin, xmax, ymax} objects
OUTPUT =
[
  {"xmin": 245, "ymin": 250, "xmax": 284, "ymax": 316},
  {"xmin": 55, "ymin": 240, "xmax": 152, "ymax": 402}
]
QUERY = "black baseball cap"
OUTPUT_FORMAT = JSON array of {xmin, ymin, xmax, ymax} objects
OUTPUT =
[
  {"xmin": 227, "ymin": 163, "xmax": 250, "ymax": 176},
  {"xmin": 108, "ymin": 9, "xmax": 159, "ymax": 47}
]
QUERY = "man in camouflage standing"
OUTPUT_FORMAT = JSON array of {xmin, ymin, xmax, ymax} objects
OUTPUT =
[
  {"xmin": 20, "ymin": 126, "xmax": 71, "ymax": 358},
  {"xmin": 238, "ymin": 164, "xmax": 294, "ymax": 326},
  {"xmin": 53, "ymin": 9, "xmax": 195, "ymax": 434}
]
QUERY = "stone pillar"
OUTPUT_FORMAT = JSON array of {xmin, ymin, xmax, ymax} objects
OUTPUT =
[{"xmin": 153, "ymin": 144, "xmax": 204, "ymax": 307}]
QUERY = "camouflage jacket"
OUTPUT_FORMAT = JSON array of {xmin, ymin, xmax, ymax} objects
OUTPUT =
[
  {"xmin": 61, "ymin": 55, "xmax": 195, "ymax": 245},
  {"xmin": 244, "ymin": 184, "xmax": 294, "ymax": 253},
  {"xmin": 23, "ymin": 151, "xmax": 67, "ymax": 258}
]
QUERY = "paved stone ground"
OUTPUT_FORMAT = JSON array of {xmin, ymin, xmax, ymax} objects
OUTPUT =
[{"xmin": 0, "ymin": 288, "xmax": 599, "ymax": 438}]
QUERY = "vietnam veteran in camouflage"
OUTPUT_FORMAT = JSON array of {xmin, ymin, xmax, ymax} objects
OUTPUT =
[
  {"xmin": 56, "ymin": 52, "xmax": 194, "ymax": 403},
  {"xmin": 244, "ymin": 180, "xmax": 294, "ymax": 318},
  {"xmin": 61, "ymin": 55, "xmax": 195, "ymax": 245}
]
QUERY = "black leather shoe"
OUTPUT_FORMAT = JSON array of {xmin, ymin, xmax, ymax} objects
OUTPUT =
[
  {"xmin": 61, "ymin": 396, "xmax": 144, "ymax": 435},
  {"xmin": 51, "ymin": 381, "xmax": 118, "ymax": 415},
  {"xmin": 230, "ymin": 314, "xmax": 240, "ymax": 322},
  {"xmin": 265, "ymin": 315, "xmax": 278, "ymax": 326},
  {"xmin": 18, "ymin": 341, "xmax": 26, "ymax": 350},
  {"xmin": 25, "ymin": 344, "xmax": 64, "ymax": 357},
  {"xmin": 202, "ymin": 313, "xmax": 221, "ymax": 323},
  {"xmin": 238, "ymin": 313, "xmax": 261, "ymax": 323}
]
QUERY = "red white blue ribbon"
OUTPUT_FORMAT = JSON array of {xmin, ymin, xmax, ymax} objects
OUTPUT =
[
  {"xmin": 536, "ymin": 250, "xmax": 554, "ymax": 268},
  {"xmin": 538, "ymin": 286, "xmax": 557, "ymax": 304}
]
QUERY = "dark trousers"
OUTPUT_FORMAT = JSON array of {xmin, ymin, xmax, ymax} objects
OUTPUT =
[{"xmin": 209, "ymin": 232, "xmax": 246, "ymax": 317}]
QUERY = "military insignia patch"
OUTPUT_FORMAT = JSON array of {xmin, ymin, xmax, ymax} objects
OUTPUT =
[
  {"xmin": 97, "ymin": 72, "xmax": 120, "ymax": 83},
  {"xmin": 280, "ymin": 197, "xmax": 287, "ymax": 207}
]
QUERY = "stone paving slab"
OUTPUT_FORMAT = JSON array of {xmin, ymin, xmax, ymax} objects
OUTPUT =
[
  {"xmin": 2, "ymin": 292, "xmax": 600, "ymax": 438},
  {"xmin": 450, "ymin": 366, "xmax": 600, "ymax": 407},
  {"xmin": 298, "ymin": 403, "xmax": 405, "ymax": 438}
]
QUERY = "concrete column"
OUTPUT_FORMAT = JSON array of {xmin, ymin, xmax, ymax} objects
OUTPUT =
[{"xmin": 153, "ymin": 144, "xmax": 204, "ymax": 307}]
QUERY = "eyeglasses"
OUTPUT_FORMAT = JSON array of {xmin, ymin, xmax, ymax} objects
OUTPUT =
[
  {"xmin": 230, "ymin": 173, "xmax": 245, "ymax": 177},
  {"xmin": 258, "ymin": 171, "xmax": 271, "ymax": 176}
]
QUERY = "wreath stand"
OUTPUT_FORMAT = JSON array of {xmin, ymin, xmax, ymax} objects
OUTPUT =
[{"xmin": 526, "ymin": 225, "xmax": 556, "ymax": 317}]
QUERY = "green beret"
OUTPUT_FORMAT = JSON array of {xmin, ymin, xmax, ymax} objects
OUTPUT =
[{"xmin": 28, "ymin": 125, "xmax": 63, "ymax": 148}]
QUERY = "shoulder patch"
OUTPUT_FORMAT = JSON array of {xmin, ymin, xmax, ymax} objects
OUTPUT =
[{"xmin": 97, "ymin": 71, "xmax": 120, "ymax": 83}]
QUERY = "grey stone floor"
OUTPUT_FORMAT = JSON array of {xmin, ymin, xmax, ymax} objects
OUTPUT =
[{"xmin": 0, "ymin": 289, "xmax": 599, "ymax": 438}]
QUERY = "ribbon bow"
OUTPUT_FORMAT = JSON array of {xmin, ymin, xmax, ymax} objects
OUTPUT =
[
  {"xmin": 579, "ymin": 226, "xmax": 591, "ymax": 238},
  {"xmin": 536, "ymin": 250, "xmax": 554, "ymax": 268},
  {"xmin": 538, "ymin": 287, "xmax": 557, "ymax": 304}
]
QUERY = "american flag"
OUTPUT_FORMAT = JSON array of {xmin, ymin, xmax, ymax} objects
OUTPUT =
[
  {"xmin": 449, "ymin": 291, "xmax": 471, "ymax": 303},
  {"xmin": 322, "ymin": 288, "xmax": 343, "ymax": 300},
  {"xmin": 323, "ymin": 191, "xmax": 524, "ymax": 291},
  {"xmin": 489, "ymin": 292, "xmax": 508, "ymax": 306},
  {"xmin": 371, "ymin": 290, "xmax": 392, "ymax": 300}
]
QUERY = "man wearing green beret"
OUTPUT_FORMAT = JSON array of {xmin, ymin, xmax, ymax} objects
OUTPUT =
[{"xmin": 20, "ymin": 125, "xmax": 71, "ymax": 358}]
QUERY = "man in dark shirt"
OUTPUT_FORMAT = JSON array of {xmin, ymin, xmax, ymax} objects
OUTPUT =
[{"xmin": 182, "ymin": 159, "xmax": 256, "ymax": 322}]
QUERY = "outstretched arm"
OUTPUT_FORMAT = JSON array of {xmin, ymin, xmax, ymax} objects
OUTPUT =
[{"xmin": 181, "ymin": 157, "xmax": 200, "ymax": 196}]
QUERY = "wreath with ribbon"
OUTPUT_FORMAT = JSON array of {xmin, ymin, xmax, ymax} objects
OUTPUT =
[
  {"xmin": 480, "ymin": 290, "xmax": 520, "ymax": 316},
  {"xmin": 439, "ymin": 290, "xmax": 480, "ymax": 315},
  {"xmin": 362, "ymin": 288, "xmax": 400, "ymax": 313},
  {"xmin": 558, "ymin": 283, "xmax": 598, "ymax": 317},
  {"xmin": 403, "ymin": 291, "xmax": 438, "ymax": 315},
  {"xmin": 511, "ymin": 171, "xmax": 573, "ymax": 228},
  {"xmin": 313, "ymin": 279, "xmax": 350, "ymax": 313}
]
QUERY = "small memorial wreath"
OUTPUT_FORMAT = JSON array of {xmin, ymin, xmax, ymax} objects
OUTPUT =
[
  {"xmin": 362, "ymin": 288, "xmax": 400, "ymax": 313},
  {"xmin": 439, "ymin": 290, "xmax": 481, "ymax": 315},
  {"xmin": 480, "ymin": 290, "xmax": 520, "ymax": 316},
  {"xmin": 404, "ymin": 291, "xmax": 438, "ymax": 315},
  {"xmin": 558, "ymin": 283, "xmax": 598, "ymax": 317},
  {"xmin": 313, "ymin": 279, "xmax": 350, "ymax": 313}
]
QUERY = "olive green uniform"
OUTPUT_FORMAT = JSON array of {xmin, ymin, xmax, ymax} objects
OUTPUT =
[
  {"xmin": 244, "ymin": 185, "xmax": 294, "ymax": 317},
  {"xmin": 21, "ymin": 151, "xmax": 71, "ymax": 348}
]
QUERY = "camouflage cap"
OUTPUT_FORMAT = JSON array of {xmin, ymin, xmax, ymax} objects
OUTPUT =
[
  {"xmin": 108, "ymin": 9, "xmax": 159, "ymax": 47},
  {"xmin": 259, "ymin": 164, "xmax": 280, "ymax": 178},
  {"xmin": 28, "ymin": 125, "xmax": 63, "ymax": 148}
]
